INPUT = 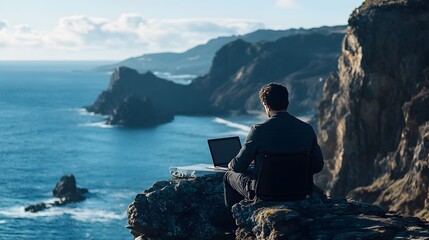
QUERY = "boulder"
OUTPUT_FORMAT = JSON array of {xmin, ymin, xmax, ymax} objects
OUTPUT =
[
  {"xmin": 233, "ymin": 195, "xmax": 429, "ymax": 239},
  {"xmin": 24, "ymin": 202, "xmax": 47, "ymax": 213},
  {"xmin": 127, "ymin": 173, "xmax": 227, "ymax": 240},
  {"xmin": 25, "ymin": 174, "xmax": 88, "ymax": 213},
  {"xmin": 53, "ymin": 174, "xmax": 88, "ymax": 199},
  {"xmin": 127, "ymin": 174, "xmax": 429, "ymax": 239}
]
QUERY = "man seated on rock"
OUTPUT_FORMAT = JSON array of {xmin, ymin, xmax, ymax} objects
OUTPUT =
[{"xmin": 223, "ymin": 83, "xmax": 324, "ymax": 213}]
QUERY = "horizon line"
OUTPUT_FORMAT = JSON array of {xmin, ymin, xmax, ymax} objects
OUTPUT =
[{"xmin": 0, "ymin": 60, "xmax": 121, "ymax": 62}]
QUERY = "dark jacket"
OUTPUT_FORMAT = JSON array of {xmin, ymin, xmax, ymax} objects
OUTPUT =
[{"xmin": 229, "ymin": 112, "xmax": 324, "ymax": 180}]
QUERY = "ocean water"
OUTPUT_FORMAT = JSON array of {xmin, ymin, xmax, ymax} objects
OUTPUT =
[{"xmin": 0, "ymin": 61, "xmax": 261, "ymax": 239}]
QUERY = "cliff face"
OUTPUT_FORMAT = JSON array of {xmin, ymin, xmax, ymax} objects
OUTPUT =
[
  {"xmin": 193, "ymin": 33, "xmax": 343, "ymax": 115},
  {"xmin": 316, "ymin": 0, "xmax": 429, "ymax": 218},
  {"xmin": 127, "ymin": 174, "xmax": 429, "ymax": 240},
  {"xmin": 88, "ymin": 32, "xmax": 344, "ymax": 125},
  {"xmin": 97, "ymin": 26, "xmax": 346, "ymax": 76},
  {"xmin": 107, "ymin": 96, "xmax": 174, "ymax": 127},
  {"xmin": 87, "ymin": 68, "xmax": 211, "ymax": 116}
]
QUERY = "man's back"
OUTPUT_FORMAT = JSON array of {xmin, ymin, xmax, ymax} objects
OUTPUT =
[
  {"xmin": 253, "ymin": 112, "xmax": 315, "ymax": 154},
  {"xmin": 223, "ymin": 83, "xmax": 324, "ymax": 228},
  {"xmin": 229, "ymin": 111, "xmax": 323, "ymax": 179}
]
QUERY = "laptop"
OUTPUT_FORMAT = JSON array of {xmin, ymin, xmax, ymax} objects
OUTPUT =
[{"xmin": 207, "ymin": 136, "xmax": 242, "ymax": 171}]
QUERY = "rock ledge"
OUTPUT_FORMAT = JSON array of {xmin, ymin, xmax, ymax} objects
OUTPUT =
[{"xmin": 127, "ymin": 173, "xmax": 429, "ymax": 239}]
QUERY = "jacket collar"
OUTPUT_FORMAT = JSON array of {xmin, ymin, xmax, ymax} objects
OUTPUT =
[{"xmin": 271, "ymin": 111, "xmax": 289, "ymax": 118}]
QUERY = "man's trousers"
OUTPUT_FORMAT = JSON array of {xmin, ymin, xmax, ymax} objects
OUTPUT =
[{"xmin": 223, "ymin": 171, "xmax": 255, "ymax": 208}]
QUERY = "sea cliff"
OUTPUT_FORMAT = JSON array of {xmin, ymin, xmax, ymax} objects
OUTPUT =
[
  {"xmin": 97, "ymin": 26, "xmax": 346, "ymax": 76},
  {"xmin": 316, "ymin": 0, "xmax": 429, "ymax": 219},
  {"xmin": 87, "ymin": 33, "xmax": 343, "ymax": 127}
]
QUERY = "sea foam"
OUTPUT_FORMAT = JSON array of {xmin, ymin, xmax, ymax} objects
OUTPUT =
[
  {"xmin": 211, "ymin": 131, "xmax": 249, "ymax": 137},
  {"xmin": 0, "ymin": 206, "xmax": 124, "ymax": 223},
  {"xmin": 79, "ymin": 121, "xmax": 114, "ymax": 129},
  {"xmin": 297, "ymin": 115, "xmax": 312, "ymax": 123},
  {"xmin": 213, "ymin": 117, "xmax": 251, "ymax": 136},
  {"xmin": 76, "ymin": 108, "xmax": 97, "ymax": 116}
]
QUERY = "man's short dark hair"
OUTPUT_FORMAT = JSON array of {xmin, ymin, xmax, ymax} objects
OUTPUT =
[{"xmin": 259, "ymin": 83, "xmax": 289, "ymax": 111}]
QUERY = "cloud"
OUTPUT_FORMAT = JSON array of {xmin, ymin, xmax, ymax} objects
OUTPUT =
[
  {"xmin": 275, "ymin": 0, "xmax": 298, "ymax": 9},
  {"xmin": 45, "ymin": 16, "xmax": 120, "ymax": 49},
  {"xmin": 0, "ymin": 14, "xmax": 264, "ymax": 58},
  {"xmin": 0, "ymin": 21, "xmax": 44, "ymax": 48},
  {"xmin": 99, "ymin": 14, "xmax": 264, "ymax": 52}
]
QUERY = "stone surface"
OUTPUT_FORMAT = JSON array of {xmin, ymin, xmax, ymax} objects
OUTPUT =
[
  {"xmin": 127, "ymin": 174, "xmax": 429, "ymax": 240},
  {"xmin": 127, "ymin": 173, "xmax": 226, "ymax": 240},
  {"xmin": 25, "ymin": 174, "xmax": 88, "ymax": 212},
  {"xmin": 233, "ymin": 195, "xmax": 429, "ymax": 240},
  {"xmin": 316, "ymin": 0, "xmax": 429, "ymax": 219}
]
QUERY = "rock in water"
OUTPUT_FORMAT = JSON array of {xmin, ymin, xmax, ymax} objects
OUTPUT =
[
  {"xmin": 316, "ymin": 0, "xmax": 429, "ymax": 218},
  {"xmin": 53, "ymin": 174, "xmax": 76, "ymax": 197},
  {"xmin": 127, "ymin": 174, "xmax": 429, "ymax": 240},
  {"xmin": 52, "ymin": 174, "xmax": 88, "ymax": 201},
  {"xmin": 25, "ymin": 174, "xmax": 88, "ymax": 212},
  {"xmin": 24, "ymin": 202, "xmax": 47, "ymax": 213}
]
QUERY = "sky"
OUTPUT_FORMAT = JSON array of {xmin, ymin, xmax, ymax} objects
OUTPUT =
[{"xmin": 0, "ymin": 0, "xmax": 363, "ymax": 61}]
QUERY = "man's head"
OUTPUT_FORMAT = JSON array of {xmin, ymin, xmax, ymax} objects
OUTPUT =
[{"xmin": 259, "ymin": 83, "xmax": 289, "ymax": 114}]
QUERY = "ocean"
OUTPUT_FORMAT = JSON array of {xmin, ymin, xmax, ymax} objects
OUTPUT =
[{"xmin": 0, "ymin": 61, "xmax": 263, "ymax": 239}]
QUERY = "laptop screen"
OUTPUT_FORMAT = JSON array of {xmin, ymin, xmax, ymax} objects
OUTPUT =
[{"xmin": 208, "ymin": 136, "xmax": 242, "ymax": 167}]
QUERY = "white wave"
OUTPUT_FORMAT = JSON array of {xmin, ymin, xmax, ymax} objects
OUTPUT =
[
  {"xmin": 297, "ymin": 115, "xmax": 312, "ymax": 123},
  {"xmin": 213, "ymin": 117, "xmax": 251, "ymax": 132},
  {"xmin": 247, "ymin": 110, "xmax": 267, "ymax": 118},
  {"xmin": 67, "ymin": 108, "xmax": 108, "ymax": 118},
  {"xmin": 153, "ymin": 71, "xmax": 196, "ymax": 80},
  {"xmin": 0, "ymin": 206, "xmax": 62, "ymax": 218},
  {"xmin": 0, "ymin": 206, "xmax": 125, "ymax": 223},
  {"xmin": 75, "ymin": 108, "xmax": 97, "ymax": 116},
  {"xmin": 38, "ymin": 197, "xmax": 63, "ymax": 205},
  {"xmin": 68, "ymin": 208, "xmax": 125, "ymax": 222},
  {"xmin": 0, "ymin": 220, "xmax": 6, "ymax": 224},
  {"xmin": 211, "ymin": 131, "xmax": 248, "ymax": 137},
  {"xmin": 73, "ymin": 107, "xmax": 108, "ymax": 117},
  {"xmin": 152, "ymin": 71, "xmax": 195, "ymax": 85},
  {"xmin": 79, "ymin": 121, "xmax": 114, "ymax": 129},
  {"xmin": 90, "ymin": 189, "xmax": 134, "ymax": 200}
]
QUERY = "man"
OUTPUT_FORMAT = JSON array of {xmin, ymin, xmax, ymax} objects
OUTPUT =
[{"xmin": 224, "ymin": 83, "xmax": 324, "ymax": 210}]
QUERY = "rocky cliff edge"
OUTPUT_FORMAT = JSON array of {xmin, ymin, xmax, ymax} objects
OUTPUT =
[{"xmin": 127, "ymin": 173, "xmax": 429, "ymax": 240}]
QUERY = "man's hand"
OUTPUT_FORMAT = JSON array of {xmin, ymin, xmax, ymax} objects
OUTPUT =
[{"xmin": 228, "ymin": 162, "xmax": 233, "ymax": 171}]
